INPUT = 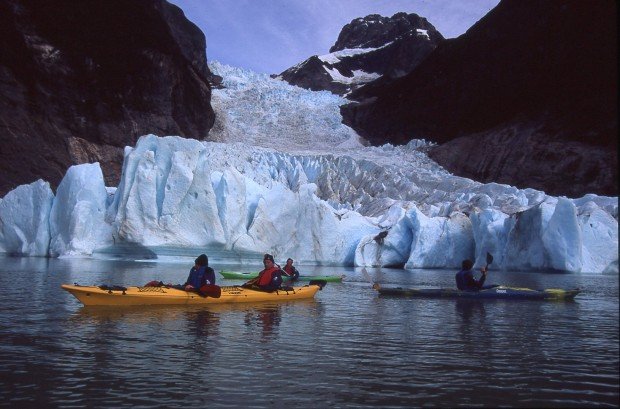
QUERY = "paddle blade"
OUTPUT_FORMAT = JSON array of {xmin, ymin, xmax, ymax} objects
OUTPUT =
[
  {"xmin": 486, "ymin": 252, "xmax": 494, "ymax": 266},
  {"xmin": 309, "ymin": 280, "xmax": 327, "ymax": 289}
]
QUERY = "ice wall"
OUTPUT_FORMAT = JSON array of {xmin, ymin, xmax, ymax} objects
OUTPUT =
[
  {"xmin": 0, "ymin": 180, "xmax": 53, "ymax": 256},
  {"xmin": 0, "ymin": 136, "xmax": 617, "ymax": 273}
]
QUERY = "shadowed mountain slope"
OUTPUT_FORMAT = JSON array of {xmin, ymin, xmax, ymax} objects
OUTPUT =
[
  {"xmin": 0, "ymin": 0, "xmax": 216, "ymax": 196},
  {"xmin": 341, "ymin": 0, "xmax": 617, "ymax": 197}
]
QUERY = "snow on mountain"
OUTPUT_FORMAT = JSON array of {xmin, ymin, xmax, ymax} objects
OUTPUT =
[
  {"xmin": 0, "ymin": 62, "xmax": 617, "ymax": 273},
  {"xmin": 316, "ymin": 48, "xmax": 383, "ymax": 86},
  {"xmin": 416, "ymin": 29, "xmax": 430, "ymax": 40},
  {"xmin": 319, "ymin": 47, "xmax": 381, "ymax": 65},
  {"xmin": 277, "ymin": 12, "xmax": 444, "ymax": 96}
]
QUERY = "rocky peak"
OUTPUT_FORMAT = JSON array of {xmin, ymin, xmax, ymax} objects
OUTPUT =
[
  {"xmin": 277, "ymin": 12, "xmax": 444, "ymax": 96},
  {"xmin": 330, "ymin": 12, "xmax": 441, "ymax": 52}
]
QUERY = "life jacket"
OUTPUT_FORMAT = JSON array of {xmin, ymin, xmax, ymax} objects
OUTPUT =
[
  {"xmin": 257, "ymin": 266, "xmax": 283, "ymax": 288},
  {"xmin": 283, "ymin": 265, "xmax": 294, "ymax": 276}
]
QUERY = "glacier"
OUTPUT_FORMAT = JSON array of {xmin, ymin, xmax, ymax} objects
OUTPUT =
[{"xmin": 0, "ymin": 62, "xmax": 617, "ymax": 273}]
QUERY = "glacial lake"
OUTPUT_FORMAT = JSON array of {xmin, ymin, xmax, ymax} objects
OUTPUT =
[{"xmin": 0, "ymin": 256, "xmax": 618, "ymax": 408}]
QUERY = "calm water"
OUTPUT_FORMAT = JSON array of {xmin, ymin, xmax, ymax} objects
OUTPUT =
[{"xmin": 0, "ymin": 256, "xmax": 618, "ymax": 408}]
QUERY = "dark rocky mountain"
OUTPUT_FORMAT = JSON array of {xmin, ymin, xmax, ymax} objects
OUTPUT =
[
  {"xmin": 341, "ymin": 0, "xmax": 617, "ymax": 198},
  {"xmin": 0, "ymin": 0, "xmax": 216, "ymax": 197},
  {"xmin": 276, "ymin": 13, "xmax": 444, "ymax": 95}
]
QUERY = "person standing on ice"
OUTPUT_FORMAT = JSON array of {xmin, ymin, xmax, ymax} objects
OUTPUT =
[
  {"xmin": 184, "ymin": 254, "xmax": 216, "ymax": 291},
  {"xmin": 282, "ymin": 258, "xmax": 300, "ymax": 281},
  {"xmin": 455, "ymin": 259, "xmax": 489, "ymax": 291}
]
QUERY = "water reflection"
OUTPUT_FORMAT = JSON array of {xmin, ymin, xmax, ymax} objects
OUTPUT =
[
  {"xmin": 185, "ymin": 309, "xmax": 220, "ymax": 339},
  {"xmin": 455, "ymin": 299, "xmax": 486, "ymax": 322},
  {"xmin": 244, "ymin": 304, "xmax": 281, "ymax": 340},
  {"xmin": 72, "ymin": 305, "xmax": 193, "ymax": 324}
]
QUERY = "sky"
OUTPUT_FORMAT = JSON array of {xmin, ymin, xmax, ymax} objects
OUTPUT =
[{"xmin": 168, "ymin": 0, "xmax": 501, "ymax": 74}]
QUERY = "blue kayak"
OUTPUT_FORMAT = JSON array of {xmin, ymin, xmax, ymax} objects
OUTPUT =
[{"xmin": 376, "ymin": 285, "xmax": 580, "ymax": 301}]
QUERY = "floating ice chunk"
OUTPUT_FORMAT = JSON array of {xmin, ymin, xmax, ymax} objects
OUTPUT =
[
  {"xmin": 355, "ymin": 206, "xmax": 412, "ymax": 267},
  {"xmin": 0, "ymin": 180, "xmax": 53, "ymax": 256},
  {"xmin": 405, "ymin": 205, "xmax": 474, "ymax": 269},
  {"xmin": 111, "ymin": 134, "xmax": 225, "ymax": 247},
  {"xmin": 578, "ymin": 202, "xmax": 619, "ymax": 273},
  {"xmin": 542, "ymin": 197, "xmax": 582, "ymax": 271},
  {"xmin": 503, "ymin": 202, "xmax": 553, "ymax": 270},
  {"xmin": 470, "ymin": 208, "xmax": 511, "ymax": 268},
  {"xmin": 49, "ymin": 163, "xmax": 112, "ymax": 257},
  {"xmin": 602, "ymin": 260, "xmax": 619, "ymax": 274}
]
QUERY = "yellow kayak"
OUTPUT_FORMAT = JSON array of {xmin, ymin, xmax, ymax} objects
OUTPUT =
[{"xmin": 61, "ymin": 283, "xmax": 322, "ymax": 306}]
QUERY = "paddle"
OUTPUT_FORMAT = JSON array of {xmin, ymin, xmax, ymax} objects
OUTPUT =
[
  {"xmin": 484, "ymin": 252, "xmax": 493, "ymax": 272},
  {"xmin": 361, "ymin": 267, "xmax": 381, "ymax": 291},
  {"xmin": 481, "ymin": 252, "xmax": 500, "ymax": 290}
]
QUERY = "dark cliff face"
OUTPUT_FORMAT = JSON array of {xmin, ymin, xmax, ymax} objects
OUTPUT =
[
  {"xmin": 341, "ymin": 0, "xmax": 618, "ymax": 197},
  {"xmin": 277, "ymin": 13, "xmax": 444, "ymax": 96},
  {"xmin": 0, "ymin": 0, "xmax": 215, "ymax": 196}
]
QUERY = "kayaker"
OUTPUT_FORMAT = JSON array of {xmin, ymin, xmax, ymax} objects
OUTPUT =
[
  {"xmin": 244, "ymin": 253, "xmax": 284, "ymax": 292},
  {"xmin": 455, "ymin": 259, "xmax": 489, "ymax": 291},
  {"xmin": 184, "ymin": 254, "xmax": 216, "ymax": 291},
  {"xmin": 282, "ymin": 258, "xmax": 300, "ymax": 280}
]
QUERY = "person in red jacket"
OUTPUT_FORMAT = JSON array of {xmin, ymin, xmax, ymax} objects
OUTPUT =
[
  {"xmin": 245, "ymin": 253, "xmax": 283, "ymax": 292},
  {"xmin": 282, "ymin": 258, "xmax": 300, "ymax": 281}
]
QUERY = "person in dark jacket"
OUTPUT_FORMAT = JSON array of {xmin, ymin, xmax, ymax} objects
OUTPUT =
[
  {"xmin": 245, "ymin": 253, "xmax": 283, "ymax": 292},
  {"xmin": 184, "ymin": 253, "xmax": 216, "ymax": 291},
  {"xmin": 282, "ymin": 258, "xmax": 300, "ymax": 281},
  {"xmin": 455, "ymin": 259, "xmax": 488, "ymax": 291}
]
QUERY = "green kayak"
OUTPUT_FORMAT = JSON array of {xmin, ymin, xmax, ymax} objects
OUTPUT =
[
  {"xmin": 376, "ymin": 285, "xmax": 580, "ymax": 301},
  {"xmin": 219, "ymin": 271, "xmax": 345, "ymax": 282}
]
